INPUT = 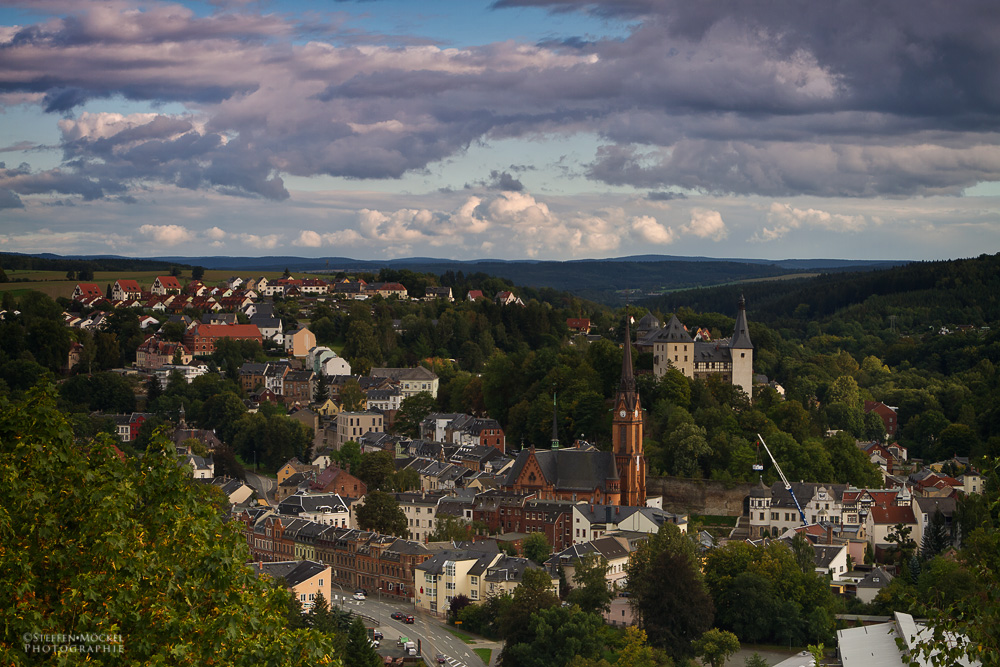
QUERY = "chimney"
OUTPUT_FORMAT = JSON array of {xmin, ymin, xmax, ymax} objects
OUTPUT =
[
  {"xmin": 616, "ymin": 506, "xmax": 620, "ymax": 515},
  {"xmin": 826, "ymin": 525, "xmax": 833, "ymax": 545}
]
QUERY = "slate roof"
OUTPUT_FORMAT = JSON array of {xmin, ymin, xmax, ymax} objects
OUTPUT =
[
  {"xmin": 371, "ymin": 366, "xmax": 438, "ymax": 382},
  {"xmin": 278, "ymin": 492, "xmax": 349, "ymax": 516},
  {"xmin": 504, "ymin": 448, "xmax": 619, "ymax": 492},
  {"xmin": 646, "ymin": 314, "xmax": 692, "ymax": 343},
  {"xmin": 254, "ymin": 559, "xmax": 328, "ymax": 587}
]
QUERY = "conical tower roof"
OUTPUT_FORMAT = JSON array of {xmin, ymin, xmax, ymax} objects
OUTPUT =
[
  {"xmin": 618, "ymin": 317, "xmax": 639, "ymax": 412},
  {"xmin": 731, "ymin": 295, "xmax": 754, "ymax": 349}
]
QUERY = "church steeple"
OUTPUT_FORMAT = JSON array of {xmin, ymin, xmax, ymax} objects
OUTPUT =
[
  {"xmin": 613, "ymin": 312, "xmax": 646, "ymax": 507},
  {"xmin": 551, "ymin": 392, "xmax": 560, "ymax": 449},
  {"xmin": 618, "ymin": 315, "xmax": 638, "ymax": 412}
]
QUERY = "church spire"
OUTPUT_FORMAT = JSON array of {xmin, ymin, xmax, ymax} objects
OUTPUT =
[
  {"xmin": 551, "ymin": 392, "xmax": 560, "ymax": 449},
  {"xmin": 618, "ymin": 313, "xmax": 638, "ymax": 411}
]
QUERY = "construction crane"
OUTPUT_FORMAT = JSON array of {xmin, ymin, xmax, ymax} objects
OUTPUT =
[{"xmin": 756, "ymin": 433, "xmax": 807, "ymax": 526}]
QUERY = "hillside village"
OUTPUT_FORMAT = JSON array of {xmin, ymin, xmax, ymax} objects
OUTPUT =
[{"xmin": 1, "ymin": 264, "xmax": 995, "ymax": 667}]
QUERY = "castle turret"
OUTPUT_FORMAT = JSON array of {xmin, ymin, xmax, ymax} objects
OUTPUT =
[{"xmin": 730, "ymin": 295, "xmax": 754, "ymax": 398}]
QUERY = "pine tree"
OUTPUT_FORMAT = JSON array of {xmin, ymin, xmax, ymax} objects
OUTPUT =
[{"xmin": 344, "ymin": 616, "xmax": 381, "ymax": 667}]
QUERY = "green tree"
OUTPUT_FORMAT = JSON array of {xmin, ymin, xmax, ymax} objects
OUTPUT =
[
  {"xmin": 626, "ymin": 523, "xmax": 714, "ymax": 660},
  {"xmin": 393, "ymin": 391, "xmax": 437, "ymax": 437},
  {"xmin": 567, "ymin": 553, "xmax": 614, "ymax": 615},
  {"xmin": 523, "ymin": 532, "xmax": 551, "ymax": 565},
  {"xmin": 498, "ymin": 567, "xmax": 560, "ymax": 648},
  {"xmin": 499, "ymin": 603, "xmax": 604, "ymax": 667},
  {"xmin": 344, "ymin": 616, "xmax": 381, "ymax": 667},
  {"xmin": 339, "ymin": 379, "xmax": 365, "ymax": 412},
  {"xmin": 692, "ymin": 628, "xmax": 740, "ymax": 667},
  {"xmin": 0, "ymin": 385, "xmax": 341, "ymax": 666},
  {"xmin": 314, "ymin": 370, "xmax": 330, "ymax": 404},
  {"xmin": 790, "ymin": 532, "xmax": 815, "ymax": 574},
  {"xmin": 355, "ymin": 490, "xmax": 408, "ymax": 537},
  {"xmin": 355, "ymin": 451, "xmax": 396, "ymax": 491},
  {"xmin": 744, "ymin": 653, "xmax": 769, "ymax": 667},
  {"xmin": 921, "ymin": 507, "xmax": 952, "ymax": 560},
  {"xmin": 192, "ymin": 266, "xmax": 205, "ymax": 280}
]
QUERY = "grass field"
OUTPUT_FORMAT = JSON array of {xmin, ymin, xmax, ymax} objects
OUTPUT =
[
  {"xmin": 473, "ymin": 648, "xmax": 492, "ymax": 664},
  {"xmin": 445, "ymin": 626, "xmax": 476, "ymax": 644}
]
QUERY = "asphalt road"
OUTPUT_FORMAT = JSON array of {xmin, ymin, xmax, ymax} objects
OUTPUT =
[
  {"xmin": 332, "ymin": 586, "xmax": 490, "ymax": 667},
  {"xmin": 244, "ymin": 470, "xmax": 275, "ymax": 501}
]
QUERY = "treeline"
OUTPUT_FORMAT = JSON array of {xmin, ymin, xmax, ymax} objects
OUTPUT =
[
  {"xmin": 646, "ymin": 252, "xmax": 1000, "ymax": 332},
  {"xmin": 0, "ymin": 251, "xmax": 190, "ymax": 276}
]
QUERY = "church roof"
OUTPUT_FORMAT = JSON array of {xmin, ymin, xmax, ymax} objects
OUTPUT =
[{"xmin": 504, "ymin": 448, "xmax": 620, "ymax": 492}]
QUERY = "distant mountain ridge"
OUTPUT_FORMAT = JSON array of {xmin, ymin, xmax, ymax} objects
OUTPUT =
[{"xmin": 5, "ymin": 251, "xmax": 910, "ymax": 304}]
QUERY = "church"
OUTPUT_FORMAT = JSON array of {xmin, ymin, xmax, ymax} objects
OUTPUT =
[
  {"xmin": 501, "ymin": 321, "xmax": 647, "ymax": 507},
  {"xmin": 640, "ymin": 296, "xmax": 754, "ymax": 397}
]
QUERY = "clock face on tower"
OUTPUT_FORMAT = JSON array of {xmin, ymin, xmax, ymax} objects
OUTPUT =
[{"xmin": 619, "ymin": 410, "xmax": 626, "ymax": 417}]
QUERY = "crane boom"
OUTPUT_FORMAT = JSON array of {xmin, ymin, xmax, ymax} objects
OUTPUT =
[{"xmin": 757, "ymin": 434, "xmax": 807, "ymax": 526}]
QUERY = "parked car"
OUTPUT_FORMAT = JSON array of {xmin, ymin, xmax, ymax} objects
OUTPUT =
[
  {"xmin": 391, "ymin": 612, "xmax": 406, "ymax": 621},
  {"xmin": 372, "ymin": 631, "xmax": 383, "ymax": 641}
]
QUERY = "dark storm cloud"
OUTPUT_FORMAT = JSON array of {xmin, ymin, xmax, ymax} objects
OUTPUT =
[
  {"xmin": 3, "ymin": 0, "xmax": 1000, "ymax": 201},
  {"xmin": 0, "ymin": 188, "xmax": 24, "ymax": 209},
  {"xmin": 464, "ymin": 170, "xmax": 525, "ymax": 191}
]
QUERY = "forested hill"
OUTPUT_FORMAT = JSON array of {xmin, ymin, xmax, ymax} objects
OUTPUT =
[
  {"xmin": 0, "ymin": 252, "xmax": 190, "ymax": 274},
  {"xmin": 643, "ymin": 252, "xmax": 1000, "ymax": 330}
]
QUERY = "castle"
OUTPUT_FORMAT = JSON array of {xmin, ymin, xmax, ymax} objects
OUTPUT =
[{"xmin": 639, "ymin": 297, "xmax": 754, "ymax": 397}]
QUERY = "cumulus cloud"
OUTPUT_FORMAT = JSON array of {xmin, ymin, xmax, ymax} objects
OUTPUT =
[
  {"xmin": 138, "ymin": 223, "xmax": 193, "ymax": 245},
  {"xmin": 204, "ymin": 226, "xmax": 226, "ymax": 241},
  {"xmin": 630, "ymin": 215, "xmax": 675, "ymax": 244},
  {"xmin": 2, "ymin": 0, "xmax": 1000, "ymax": 216},
  {"xmin": 682, "ymin": 209, "xmax": 727, "ymax": 241},
  {"xmin": 238, "ymin": 233, "xmax": 281, "ymax": 249},
  {"xmin": 752, "ymin": 202, "xmax": 869, "ymax": 242}
]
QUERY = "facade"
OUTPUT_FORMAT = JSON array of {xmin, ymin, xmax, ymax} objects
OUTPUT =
[
  {"xmin": 111, "ymin": 279, "xmax": 143, "ymax": 302},
  {"xmin": 336, "ymin": 411, "xmax": 384, "ymax": 448},
  {"xmin": 864, "ymin": 401, "xmax": 899, "ymax": 438},
  {"xmin": 135, "ymin": 336, "xmax": 193, "ymax": 370},
  {"xmin": 645, "ymin": 296, "xmax": 754, "ymax": 397},
  {"xmin": 183, "ymin": 323, "xmax": 263, "ymax": 356},
  {"xmin": 150, "ymin": 275, "xmax": 183, "ymax": 296},
  {"xmin": 370, "ymin": 366, "xmax": 440, "ymax": 399},
  {"xmin": 72, "ymin": 283, "xmax": 104, "ymax": 301},
  {"xmin": 284, "ymin": 326, "xmax": 317, "ymax": 358}
]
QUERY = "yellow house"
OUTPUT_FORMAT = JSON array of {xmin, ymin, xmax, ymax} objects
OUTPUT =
[
  {"xmin": 253, "ymin": 560, "xmax": 332, "ymax": 609},
  {"xmin": 277, "ymin": 458, "xmax": 317, "ymax": 485},
  {"xmin": 316, "ymin": 399, "xmax": 341, "ymax": 418}
]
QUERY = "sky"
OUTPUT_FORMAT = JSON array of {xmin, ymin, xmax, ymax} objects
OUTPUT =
[{"xmin": 1, "ymin": 0, "xmax": 999, "ymax": 262}]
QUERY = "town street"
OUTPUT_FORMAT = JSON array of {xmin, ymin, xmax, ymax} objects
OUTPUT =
[{"xmin": 333, "ymin": 587, "xmax": 494, "ymax": 667}]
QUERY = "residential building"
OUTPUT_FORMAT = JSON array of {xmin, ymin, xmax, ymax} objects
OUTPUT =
[
  {"xmin": 150, "ymin": 275, "xmax": 183, "ymax": 296},
  {"xmin": 111, "ymin": 279, "xmax": 143, "ymax": 302},
  {"xmin": 252, "ymin": 560, "xmax": 331, "ymax": 609},
  {"xmin": 370, "ymin": 366, "xmax": 440, "ymax": 399},
  {"xmin": 337, "ymin": 411, "xmax": 384, "ymax": 448},
  {"xmin": 183, "ymin": 323, "xmax": 263, "ymax": 356},
  {"xmin": 864, "ymin": 401, "xmax": 899, "ymax": 438},
  {"xmin": 284, "ymin": 326, "xmax": 317, "ymax": 358}
]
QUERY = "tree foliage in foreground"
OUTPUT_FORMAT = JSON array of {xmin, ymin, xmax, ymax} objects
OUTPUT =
[
  {"xmin": 625, "ymin": 523, "xmax": 714, "ymax": 661},
  {"xmin": 0, "ymin": 386, "xmax": 341, "ymax": 666}
]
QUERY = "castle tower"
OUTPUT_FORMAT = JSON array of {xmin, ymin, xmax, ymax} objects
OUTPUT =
[
  {"xmin": 730, "ymin": 295, "xmax": 754, "ymax": 398},
  {"xmin": 613, "ymin": 317, "xmax": 646, "ymax": 506}
]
